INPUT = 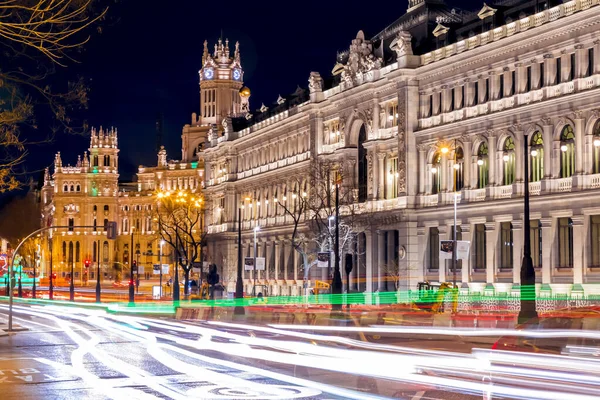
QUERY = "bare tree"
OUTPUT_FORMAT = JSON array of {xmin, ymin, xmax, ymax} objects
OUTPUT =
[
  {"xmin": 0, "ymin": 0, "xmax": 108, "ymax": 192},
  {"xmin": 154, "ymin": 191, "xmax": 207, "ymax": 296}
]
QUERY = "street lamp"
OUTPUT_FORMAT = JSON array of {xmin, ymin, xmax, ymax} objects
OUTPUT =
[
  {"xmin": 96, "ymin": 239, "xmax": 101, "ymax": 303},
  {"xmin": 332, "ymin": 177, "xmax": 343, "ymax": 311},
  {"xmin": 159, "ymin": 239, "xmax": 165, "ymax": 298},
  {"xmin": 129, "ymin": 227, "xmax": 135, "ymax": 303},
  {"xmin": 253, "ymin": 225, "xmax": 260, "ymax": 296},
  {"xmin": 519, "ymin": 134, "xmax": 538, "ymax": 323}
]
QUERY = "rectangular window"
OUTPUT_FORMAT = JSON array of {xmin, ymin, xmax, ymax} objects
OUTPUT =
[
  {"xmin": 525, "ymin": 66, "xmax": 531, "ymax": 92},
  {"xmin": 558, "ymin": 217, "xmax": 573, "ymax": 268},
  {"xmin": 429, "ymin": 227, "xmax": 440, "ymax": 270},
  {"xmin": 540, "ymin": 62, "xmax": 545, "ymax": 88},
  {"xmin": 450, "ymin": 88, "xmax": 455, "ymax": 111},
  {"xmin": 438, "ymin": 92, "xmax": 442, "ymax": 114},
  {"xmin": 591, "ymin": 215, "xmax": 600, "ymax": 268},
  {"xmin": 556, "ymin": 57, "xmax": 562, "ymax": 84},
  {"xmin": 531, "ymin": 220, "xmax": 542, "ymax": 269},
  {"xmin": 474, "ymin": 82, "xmax": 479, "ymax": 105},
  {"xmin": 461, "ymin": 85, "xmax": 465, "ymax": 108},
  {"xmin": 500, "ymin": 222, "xmax": 513, "ymax": 269},
  {"xmin": 68, "ymin": 218, "xmax": 74, "ymax": 232},
  {"xmin": 511, "ymin": 70, "xmax": 516, "ymax": 95},
  {"xmin": 474, "ymin": 224, "xmax": 486, "ymax": 270},
  {"xmin": 570, "ymin": 53, "xmax": 576, "ymax": 81},
  {"xmin": 499, "ymin": 74, "xmax": 504, "ymax": 99},
  {"xmin": 589, "ymin": 48, "xmax": 595, "ymax": 77}
]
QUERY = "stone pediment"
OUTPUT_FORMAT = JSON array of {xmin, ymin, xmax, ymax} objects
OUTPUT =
[
  {"xmin": 478, "ymin": 3, "xmax": 497, "ymax": 20},
  {"xmin": 432, "ymin": 23, "xmax": 449, "ymax": 38}
]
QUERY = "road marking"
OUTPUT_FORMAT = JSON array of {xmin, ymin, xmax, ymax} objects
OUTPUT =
[{"xmin": 411, "ymin": 391, "xmax": 425, "ymax": 400}]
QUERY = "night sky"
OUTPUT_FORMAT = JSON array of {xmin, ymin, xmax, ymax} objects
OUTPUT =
[{"xmin": 29, "ymin": 0, "xmax": 471, "ymax": 183}]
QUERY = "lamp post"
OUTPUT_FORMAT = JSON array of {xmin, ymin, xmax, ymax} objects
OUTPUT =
[
  {"xmin": 129, "ymin": 227, "xmax": 135, "ymax": 303},
  {"xmin": 96, "ymin": 239, "xmax": 101, "ymax": 303},
  {"xmin": 136, "ymin": 248, "xmax": 141, "ymax": 294},
  {"xmin": 48, "ymin": 234, "xmax": 53, "ymax": 300},
  {"xmin": 332, "ymin": 179, "xmax": 343, "ymax": 311},
  {"xmin": 253, "ymin": 225, "xmax": 260, "ymax": 296},
  {"xmin": 159, "ymin": 239, "xmax": 164, "ymax": 298},
  {"xmin": 236, "ymin": 205, "xmax": 243, "ymax": 299},
  {"xmin": 173, "ymin": 226, "xmax": 180, "ymax": 302},
  {"xmin": 69, "ymin": 249, "xmax": 74, "ymax": 301},
  {"xmin": 519, "ymin": 134, "xmax": 538, "ymax": 323}
]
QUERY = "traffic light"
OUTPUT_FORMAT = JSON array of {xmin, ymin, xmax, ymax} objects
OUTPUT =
[
  {"xmin": 52, "ymin": 273, "xmax": 57, "ymax": 280},
  {"xmin": 132, "ymin": 260, "xmax": 137, "ymax": 272},
  {"xmin": 84, "ymin": 259, "xmax": 91, "ymax": 268}
]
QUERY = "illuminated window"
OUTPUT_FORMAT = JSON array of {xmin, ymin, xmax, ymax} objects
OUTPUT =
[
  {"xmin": 454, "ymin": 147, "xmax": 464, "ymax": 191},
  {"xmin": 560, "ymin": 125, "xmax": 575, "ymax": 178},
  {"xmin": 593, "ymin": 120, "xmax": 600, "ymax": 174},
  {"xmin": 502, "ymin": 137, "xmax": 516, "ymax": 185},
  {"xmin": 530, "ymin": 132, "xmax": 544, "ymax": 182},
  {"xmin": 477, "ymin": 143, "xmax": 489, "ymax": 189},
  {"xmin": 431, "ymin": 152, "xmax": 442, "ymax": 195},
  {"xmin": 387, "ymin": 157, "xmax": 398, "ymax": 199}
]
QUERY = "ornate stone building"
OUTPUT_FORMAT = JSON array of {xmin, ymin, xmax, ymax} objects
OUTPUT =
[
  {"xmin": 203, "ymin": 0, "xmax": 600, "ymax": 298},
  {"xmin": 40, "ymin": 128, "xmax": 204, "ymax": 281}
]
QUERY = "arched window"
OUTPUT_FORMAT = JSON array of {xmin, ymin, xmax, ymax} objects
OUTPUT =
[
  {"xmin": 68, "ymin": 242, "xmax": 74, "ymax": 264},
  {"xmin": 431, "ymin": 152, "xmax": 442, "ymax": 195},
  {"xmin": 103, "ymin": 218, "xmax": 108, "ymax": 231},
  {"xmin": 454, "ymin": 147, "xmax": 464, "ymax": 191},
  {"xmin": 68, "ymin": 218, "xmax": 74, "ymax": 231},
  {"xmin": 477, "ymin": 143, "xmax": 489, "ymax": 189},
  {"xmin": 502, "ymin": 137, "xmax": 516, "ymax": 185},
  {"xmin": 103, "ymin": 242, "xmax": 109, "ymax": 263},
  {"xmin": 560, "ymin": 125, "xmax": 575, "ymax": 178},
  {"xmin": 530, "ymin": 132, "xmax": 544, "ymax": 182},
  {"xmin": 593, "ymin": 120, "xmax": 600, "ymax": 174},
  {"xmin": 62, "ymin": 241, "xmax": 67, "ymax": 263},
  {"xmin": 63, "ymin": 185, "xmax": 68, "ymax": 192},
  {"xmin": 75, "ymin": 242, "xmax": 80, "ymax": 263},
  {"xmin": 70, "ymin": 185, "xmax": 74, "ymax": 192},
  {"xmin": 76, "ymin": 185, "xmax": 81, "ymax": 192},
  {"xmin": 93, "ymin": 241, "xmax": 97, "ymax": 263},
  {"xmin": 104, "ymin": 205, "xmax": 109, "ymax": 213}
]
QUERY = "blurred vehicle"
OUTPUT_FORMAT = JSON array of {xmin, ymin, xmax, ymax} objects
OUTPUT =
[
  {"xmin": 492, "ymin": 308, "xmax": 600, "ymax": 356},
  {"xmin": 413, "ymin": 281, "xmax": 456, "ymax": 313}
]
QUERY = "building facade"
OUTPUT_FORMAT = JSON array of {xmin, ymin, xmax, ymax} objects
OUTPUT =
[
  {"xmin": 202, "ymin": 0, "xmax": 600, "ymax": 297},
  {"xmin": 40, "ymin": 128, "xmax": 204, "ymax": 282}
]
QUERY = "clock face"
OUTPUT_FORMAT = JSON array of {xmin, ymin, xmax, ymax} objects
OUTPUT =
[
  {"xmin": 204, "ymin": 68, "xmax": 214, "ymax": 80},
  {"xmin": 233, "ymin": 69, "xmax": 241, "ymax": 81}
]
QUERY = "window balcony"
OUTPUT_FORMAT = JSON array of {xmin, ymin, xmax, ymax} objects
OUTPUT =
[
  {"xmin": 529, "ymin": 181, "xmax": 542, "ymax": 196},
  {"xmin": 553, "ymin": 177, "xmax": 573, "ymax": 193}
]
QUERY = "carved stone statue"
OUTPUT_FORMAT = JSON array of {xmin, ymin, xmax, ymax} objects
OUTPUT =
[
  {"xmin": 390, "ymin": 31, "xmax": 413, "ymax": 58},
  {"xmin": 308, "ymin": 72, "xmax": 323, "ymax": 93},
  {"xmin": 340, "ymin": 31, "xmax": 382, "ymax": 85}
]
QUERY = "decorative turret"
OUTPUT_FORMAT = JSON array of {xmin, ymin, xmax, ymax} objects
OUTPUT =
[
  {"xmin": 43, "ymin": 167, "xmax": 50, "ymax": 186},
  {"xmin": 82, "ymin": 151, "xmax": 89, "ymax": 168},
  {"xmin": 90, "ymin": 126, "xmax": 118, "ymax": 149},
  {"xmin": 54, "ymin": 152, "xmax": 62, "ymax": 170},
  {"xmin": 158, "ymin": 146, "xmax": 167, "ymax": 168}
]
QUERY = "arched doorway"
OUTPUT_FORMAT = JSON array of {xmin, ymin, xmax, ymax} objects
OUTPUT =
[{"xmin": 357, "ymin": 125, "xmax": 368, "ymax": 202}]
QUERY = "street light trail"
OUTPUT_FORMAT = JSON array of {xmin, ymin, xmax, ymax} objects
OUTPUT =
[{"xmin": 4, "ymin": 304, "xmax": 600, "ymax": 399}]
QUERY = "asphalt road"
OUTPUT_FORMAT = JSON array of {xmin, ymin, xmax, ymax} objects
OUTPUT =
[{"xmin": 1, "ymin": 304, "xmax": 599, "ymax": 399}]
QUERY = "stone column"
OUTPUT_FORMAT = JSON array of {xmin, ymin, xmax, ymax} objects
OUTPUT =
[
  {"xmin": 440, "ymin": 152, "xmax": 448, "ymax": 193},
  {"xmin": 378, "ymin": 153, "xmax": 386, "ymax": 200},
  {"xmin": 572, "ymin": 215, "xmax": 585, "ymax": 285},
  {"xmin": 418, "ymin": 145, "xmax": 427, "ymax": 195},
  {"xmin": 283, "ymin": 241, "xmax": 291, "ymax": 281},
  {"xmin": 373, "ymin": 101, "xmax": 380, "ymax": 139},
  {"xmin": 462, "ymin": 138, "xmax": 472, "ymax": 189},
  {"xmin": 485, "ymin": 222, "xmax": 497, "ymax": 283},
  {"xmin": 488, "ymin": 134, "xmax": 497, "ymax": 186},
  {"xmin": 541, "ymin": 120, "xmax": 554, "ymax": 192},
  {"xmin": 274, "ymin": 240, "xmax": 280, "ymax": 281},
  {"xmin": 540, "ymin": 218, "xmax": 553, "ymax": 284},
  {"xmin": 512, "ymin": 220, "xmax": 523, "ymax": 284},
  {"xmin": 365, "ymin": 230, "xmax": 377, "ymax": 294},
  {"xmin": 377, "ymin": 230, "xmax": 386, "ymax": 291},
  {"xmin": 371, "ymin": 151, "xmax": 378, "ymax": 201}
]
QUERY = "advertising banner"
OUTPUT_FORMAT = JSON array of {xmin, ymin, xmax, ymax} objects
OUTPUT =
[{"xmin": 317, "ymin": 252, "xmax": 330, "ymax": 268}]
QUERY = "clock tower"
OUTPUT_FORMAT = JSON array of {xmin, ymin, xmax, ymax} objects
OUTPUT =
[{"xmin": 181, "ymin": 38, "xmax": 246, "ymax": 162}]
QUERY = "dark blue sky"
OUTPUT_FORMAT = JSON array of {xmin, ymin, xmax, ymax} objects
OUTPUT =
[{"xmin": 34, "ymin": 0, "xmax": 471, "ymax": 182}]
